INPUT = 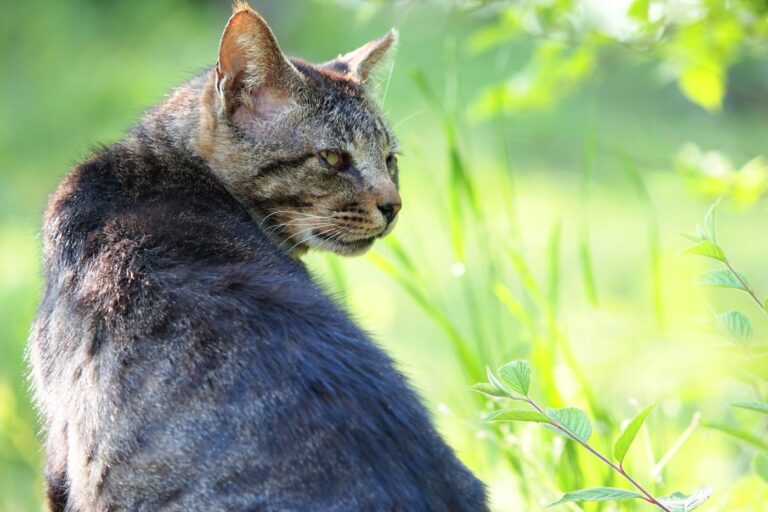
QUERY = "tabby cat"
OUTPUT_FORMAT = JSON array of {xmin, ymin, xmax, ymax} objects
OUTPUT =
[{"xmin": 29, "ymin": 3, "xmax": 489, "ymax": 511}]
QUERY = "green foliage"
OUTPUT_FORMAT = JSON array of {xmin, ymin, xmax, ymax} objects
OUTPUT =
[
  {"xmin": 544, "ymin": 407, "xmax": 592, "ymax": 443},
  {"xmin": 476, "ymin": 361, "xmax": 708, "ymax": 511},
  {"xmin": 684, "ymin": 241, "xmax": 726, "ymax": 261},
  {"xmin": 684, "ymin": 201, "xmax": 768, "ymax": 493},
  {"xmin": 677, "ymin": 146, "xmax": 768, "ymax": 205},
  {"xmin": 756, "ymin": 455, "xmax": 768, "ymax": 483},
  {"xmin": 719, "ymin": 311, "xmax": 753, "ymax": 346},
  {"xmin": 481, "ymin": 409, "xmax": 549, "ymax": 424},
  {"xmin": 497, "ymin": 360, "xmax": 531, "ymax": 397},
  {"xmin": 547, "ymin": 487, "xmax": 642, "ymax": 507},
  {"xmin": 698, "ymin": 269, "xmax": 749, "ymax": 291},
  {"xmin": 702, "ymin": 423, "xmax": 768, "ymax": 453},
  {"xmin": 614, "ymin": 404, "xmax": 655, "ymax": 466},
  {"xmin": 469, "ymin": 382, "xmax": 509, "ymax": 399},
  {"xmin": 732, "ymin": 402, "xmax": 768, "ymax": 415},
  {"xmin": 469, "ymin": 0, "xmax": 768, "ymax": 115},
  {"xmin": 658, "ymin": 487, "xmax": 714, "ymax": 512}
]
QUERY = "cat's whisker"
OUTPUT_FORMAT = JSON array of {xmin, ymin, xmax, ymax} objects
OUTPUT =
[
  {"xmin": 277, "ymin": 224, "xmax": 337, "ymax": 249},
  {"xmin": 380, "ymin": 57, "xmax": 396, "ymax": 109},
  {"xmin": 259, "ymin": 210, "xmax": 331, "ymax": 229},
  {"xmin": 266, "ymin": 218, "xmax": 333, "ymax": 235},
  {"xmin": 393, "ymin": 110, "xmax": 424, "ymax": 130},
  {"xmin": 278, "ymin": 223, "xmax": 335, "ymax": 242},
  {"xmin": 286, "ymin": 223, "xmax": 334, "ymax": 240},
  {"xmin": 316, "ymin": 228, "xmax": 348, "ymax": 251},
  {"xmin": 317, "ymin": 228, "xmax": 346, "ymax": 252},
  {"xmin": 284, "ymin": 226, "xmax": 339, "ymax": 254},
  {"xmin": 317, "ymin": 230, "xmax": 344, "ymax": 252}
]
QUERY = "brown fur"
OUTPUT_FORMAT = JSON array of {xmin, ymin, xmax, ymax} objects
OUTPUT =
[{"xmin": 180, "ymin": 5, "xmax": 401, "ymax": 257}]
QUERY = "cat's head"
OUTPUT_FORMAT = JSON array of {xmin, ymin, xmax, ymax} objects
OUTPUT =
[{"xmin": 198, "ymin": 2, "xmax": 400, "ymax": 257}]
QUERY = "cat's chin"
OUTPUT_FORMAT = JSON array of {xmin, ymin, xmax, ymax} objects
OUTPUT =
[{"xmin": 311, "ymin": 234, "xmax": 376, "ymax": 256}]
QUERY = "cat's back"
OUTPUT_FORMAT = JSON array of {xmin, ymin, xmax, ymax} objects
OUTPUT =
[{"xmin": 32, "ymin": 145, "xmax": 487, "ymax": 511}]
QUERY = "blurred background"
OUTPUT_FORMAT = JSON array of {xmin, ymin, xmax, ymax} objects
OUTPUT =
[{"xmin": 2, "ymin": 0, "xmax": 768, "ymax": 510}]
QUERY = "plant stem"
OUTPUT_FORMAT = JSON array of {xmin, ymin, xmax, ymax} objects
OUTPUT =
[
  {"xmin": 723, "ymin": 258, "xmax": 767, "ymax": 316},
  {"xmin": 525, "ymin": 398, "xmax": 672, "ymax": 512}
]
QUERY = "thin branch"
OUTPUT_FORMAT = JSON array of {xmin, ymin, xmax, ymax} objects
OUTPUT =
[
  {"xmin": 723, "ymin": 257, "xmax": 767, "ymax": 317},
  {"xmin": 525, "ymin": 397, "xmax": 672, "ymax": 512}
]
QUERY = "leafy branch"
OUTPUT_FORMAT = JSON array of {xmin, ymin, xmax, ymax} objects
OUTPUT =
[
  {"xmin": 474, "ymin": 360, "xmax": 711, "ymax": 511},
  {"xmin": 683, "ymin": 200, "xmax": 768, "ymax": 483}
]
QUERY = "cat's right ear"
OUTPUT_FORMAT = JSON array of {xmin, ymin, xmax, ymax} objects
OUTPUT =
[{"xmin": 215, "ymin": 3, "xmax": 301, "ymax": 116}]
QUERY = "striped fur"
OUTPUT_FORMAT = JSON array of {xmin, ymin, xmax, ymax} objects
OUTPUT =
[{"xmin": 29, "ymin": 4, "xmax": 489, "ymax": 511}]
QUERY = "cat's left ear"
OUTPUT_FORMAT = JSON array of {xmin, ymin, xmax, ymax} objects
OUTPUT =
[{"xmin": 322, "ymin": 29, "xmax": 398, "ymax": 84}]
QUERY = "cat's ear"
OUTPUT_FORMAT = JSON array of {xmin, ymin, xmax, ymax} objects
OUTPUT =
[
  {"xmin": 322, "ymin": 29, "xmax": 398, "ymax": 84},
  {"xmin": 215, "ymin": 2, "xmax": 300, "ymax": 115}
]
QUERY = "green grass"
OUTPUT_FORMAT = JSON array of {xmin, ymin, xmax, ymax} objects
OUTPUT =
[{"xmin": 3, "ymin": 1, "xmax": 768, "ymax": 510}]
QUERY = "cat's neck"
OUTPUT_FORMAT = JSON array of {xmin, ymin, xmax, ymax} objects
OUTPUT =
[
  {"xmin": 127, "ymin": 71, "xmax": 214, "ymax": 162},
  {"xmin": 125, "ymin": 71, "xmax": 307, "ymax": 259}
]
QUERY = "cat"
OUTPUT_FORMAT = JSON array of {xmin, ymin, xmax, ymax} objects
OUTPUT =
[{"xmin": 28, "ymin": 3, "xmax": 489, "ymax": 511}]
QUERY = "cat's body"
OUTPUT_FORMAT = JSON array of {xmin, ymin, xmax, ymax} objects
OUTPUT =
[{"xmin": 29, "ymin": 4, "xmax": 488, "ymax": 511}]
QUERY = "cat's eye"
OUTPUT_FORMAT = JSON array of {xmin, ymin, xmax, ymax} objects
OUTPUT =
[
  {"xmin": 319, "ymin": 150, "xmax": 350, "ymax": 171},
  {"xmin": 386, "ymin": 154, "xmax": 398, "ymax": 175}
]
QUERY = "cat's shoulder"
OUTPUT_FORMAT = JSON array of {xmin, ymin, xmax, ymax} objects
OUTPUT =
[{"xmin": 42, "ymin": 142, "xmax": 307, "ymax": 316}]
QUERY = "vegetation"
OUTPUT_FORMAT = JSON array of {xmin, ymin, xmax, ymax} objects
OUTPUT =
[
  {"xmin": 476, "ymin": 360, "xmax": 711, "ymax": 511},
  {"xmin": 2, "ymin": 0, "xmax": 768, "ymax": 510}
]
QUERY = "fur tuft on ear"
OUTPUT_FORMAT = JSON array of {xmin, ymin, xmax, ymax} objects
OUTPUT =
[
  {"xmin": 322, "ymin": 29, "xmax": 398, "ymax": 84},
  {"xmin": 232, "ymin": 0, "xmax": 255, "ymax": 15},
  {"xmin": 215, "ymin": 2, "xmax": 300, "ymax": 114}
]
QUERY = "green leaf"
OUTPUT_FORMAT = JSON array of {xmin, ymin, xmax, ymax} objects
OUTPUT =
[
  {"xmin": 756, "ymin": 455, "xmax": 768, "ymax": 483},
  {"xmin": 627, "ymin": 0, "xmax": 649, "ymax": 22},
  {"xmin": 684, "ymin": 240, "xmax": 725, "ymax": 261},
  {"xmin": 698, "ymin": 269, "xmax": 749, "ymax": 291},
  {"xmin": 545, "ymin": 407, "xmax": 592, "ymax": 443},
  {"xmin": 547, "ymin": 487, "xmax": 642, "ymax": 507},
  {"xmin": 613, "ymin": 404, "xmax": 655, "ymax": 465},
  {"xmin": 705, "ymin": 422, "xmax": 768, "ymax": 452},
  {"xmin": 469, "ymin": 383, "xmax": 508, "ymax": 399},
  {"xmin": 679, "ymin": 63, "xmax": 724, "ymax": 112},
  {"xmin": 719, "ymin": 310, "xmax": 753, "ymax": 345},
  {"xmin": 480, "ymin": 409, "xmax": 549, "ymax": 424},
  {"xmin": 659, "ymin": 486, "xmax": 713, "ymax": 512},
  {"xmin": 486, "ymin": 366, "xmax": 507, "ymax": 396},
  {"xmin": 731, "ymin": 402, "xmax": 768, "ymax": 415},
  {"xmin": 679, "ymin": 231, "xmax": 702, "ymax": 243},
  {"xmin": 497, "ymin": 360, "xmax": 531, "ymax": 397}
]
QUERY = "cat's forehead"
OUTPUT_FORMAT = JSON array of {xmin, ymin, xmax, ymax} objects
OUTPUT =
[{"xmin": 292, "ymin": 60, "xmax": 396, "ymax": 150}]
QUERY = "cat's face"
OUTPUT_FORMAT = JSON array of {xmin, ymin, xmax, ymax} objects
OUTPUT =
[{"xmin": 199, "ymin": 3, "xmax": 400, "ymax": 257}]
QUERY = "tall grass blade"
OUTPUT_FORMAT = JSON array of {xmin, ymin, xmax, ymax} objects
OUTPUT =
[
  {"xmin": 619, "ymin": 154, "xmax": 664, "ymax": 330},
  {"xmin": 579, "ymin": 130, "xmax": 599, "ymax": 306},
  {"xmin": 368, "ymin": 252, "xmax": 482, "ymax": 379},
  {"xmin": 548, "ymin": 220, "xmax": 562, "ymax": 318}
]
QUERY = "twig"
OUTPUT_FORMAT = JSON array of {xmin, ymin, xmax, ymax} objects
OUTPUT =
[{"xmin": 525, "ymin": 397, "xmax": 672, "ymax": 512}]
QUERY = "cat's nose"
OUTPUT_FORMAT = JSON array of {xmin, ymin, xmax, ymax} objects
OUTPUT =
[{"xmin": 377, "ymin": 200, "xmax": 402, "ymax": 224}]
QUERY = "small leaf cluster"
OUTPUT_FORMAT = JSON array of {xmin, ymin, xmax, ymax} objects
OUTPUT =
[
  {"xmin": 684, "ymin": 201, "xmax": 768, "ymax": 483},
  {"xmin": 474, "ymin": 360, "xmax": 711, "ymax": 511}
]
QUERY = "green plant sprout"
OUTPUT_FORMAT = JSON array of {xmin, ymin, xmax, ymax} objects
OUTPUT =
[
  {"xmin": 474, "ymin": 360, "xmax": 712, "ymax": 511},
  {"xmin": 683, "ymin": 201, "xmax": 768, "ymax": 482}
]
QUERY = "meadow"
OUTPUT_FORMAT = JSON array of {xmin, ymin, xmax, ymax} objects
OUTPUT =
[{"xmin": 2, "ymin": 0, "xmax": 768, "ymax": 510}]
